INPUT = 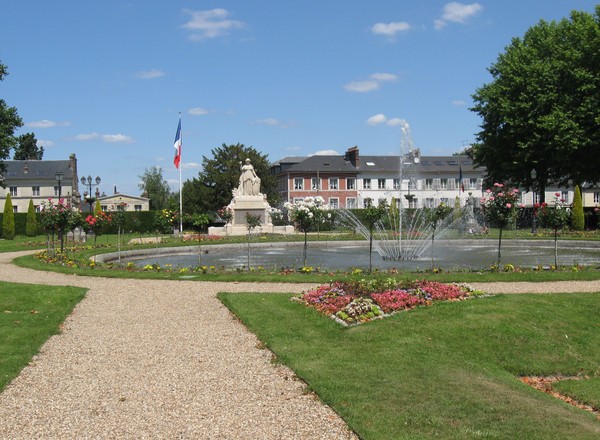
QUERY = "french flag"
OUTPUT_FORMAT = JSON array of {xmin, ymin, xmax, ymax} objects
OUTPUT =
[{"xmin": 173, "ymin": 117, "xmax": 182, "ymax": 169}]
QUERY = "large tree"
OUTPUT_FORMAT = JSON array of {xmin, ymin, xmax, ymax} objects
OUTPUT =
[
  {"xmin": 138, "ymin": 166, "xmax": 171, "ymax": 211},
  {"xmin": 0, "ymin": 61, "xmax": 24, "ymax": 180},
  {"xmin": 183, "ymin": 143, "xmax": 278, "ymax": 213},
  {"xmin": 470, "ymin": 7, "xmax": 600, "ymax": 200},
  {"xmin": 13, "ymin": 132, "xmax": 44, "ymax": 160}
]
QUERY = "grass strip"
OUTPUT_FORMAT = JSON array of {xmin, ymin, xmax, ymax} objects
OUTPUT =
[
  {"xmin": 0, "ymin": 281, "xmax": 87, "ymax": 392},
  {"xmin": 219, "ymin": 291, "xmax": 600, "ymax": 439}
]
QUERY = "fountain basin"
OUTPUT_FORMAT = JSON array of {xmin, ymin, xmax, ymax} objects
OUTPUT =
[{"xmin": 97, "ymin": 239, "xmax": 600, "ymax": 271}]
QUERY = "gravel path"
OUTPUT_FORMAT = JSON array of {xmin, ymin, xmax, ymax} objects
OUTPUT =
[{"xmin": 1, "ymin": 251, "xmax": 599, "ymax": 439}]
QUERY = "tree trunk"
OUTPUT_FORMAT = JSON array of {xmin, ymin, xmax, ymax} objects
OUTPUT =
[
  {"xmin": 431, "ymin": 228, "xmax": 436, "ymax": 271},
  {"xmin": 303, "ymin": 231, "xmax": 308, "ymax": 267},
  {"xmin": 497, "ymin": 227, "xmax": 503, "ymax": 267},
  {"xmin": 554, "ymin": 228, "xmax": 558, "ymax": 268},
  {"xmin": 369, "ymin": 227, "xmax": 373, "ymax": 274}
]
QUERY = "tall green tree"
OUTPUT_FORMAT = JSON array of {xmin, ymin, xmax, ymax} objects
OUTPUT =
[
  {"xmin": 0, "ymin": 61, "xmax": 24, "ymax": 180},
  {"xmin": 572, "ymin": 185, "xmax": 584, "ymax": 231},
  {"xmin": 184, "ymin": 143, "xmax": 278, "ymax": 213},
  {"xmin": 26, "ymin": 199, "xmax": 37, "ymax": 236},
  {"xmin": 2, "ymin": 193, "xmax": 15, "ymax": 239},
  {"xmin": 138, "ymin": 166, "xmax": 171, "ymax": 211},
  {"xmin": 470, "ymin": 7, "xmax": 600, "ymax": 200},
  {"xmin": 13, "ymin": 132, "xmax": 44, "ymax": 160}
]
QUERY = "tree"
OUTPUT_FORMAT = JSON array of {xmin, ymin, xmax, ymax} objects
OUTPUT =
[
  {"xmin": 0, "ymin": 61, "xmax": 24, "ymax": 180},
  {"xmin": 184, "ymin": 143, "xmax": 278, "ymax": 214},
  {"xmin": 139, "ymin": 166, "xmax": 171, "ymax": 211},
  {"xmin": 2, "ymin": 193, "xmax": 15, "ymax": 239},
  {"xmin": 26, "ymin": 199, "xmax": 37, "ymax": 236},
  {"xmin": 572, "ymin": 185, "xmax": 584, "ymax": 231},
  {"xmin": 13, "ymin": 132, "xmax": 44, "ymax": 160},
  {"xmin": 362, "ymin": 201, "xmax": 387, "ymax": 273},
  {"xmin": 470, "ymin": 7, "xmax": 600, "ymax": 199}
]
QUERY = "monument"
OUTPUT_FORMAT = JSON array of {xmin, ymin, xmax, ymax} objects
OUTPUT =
[{"xmin": 208, "ymin": 159, "xmax": 294, "ymax": 236}]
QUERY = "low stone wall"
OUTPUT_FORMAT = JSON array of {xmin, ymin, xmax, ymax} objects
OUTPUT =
[{"xmin": 208, "ymin": 224, "xmax": 296, "ymax": 236}]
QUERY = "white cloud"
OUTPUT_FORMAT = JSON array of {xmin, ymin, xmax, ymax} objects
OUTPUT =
[
  {"xmin": 253, "ymin": 118, "xmax": 293, "ymax": 128},
  {"xmin": 344, "ymin": 72, "xmax": 398, "ymax": 93},
  {"xmin": 183, "ymin": 8, "xmax": 244, "ymax": 41},
  {"xmin": 386, "ymin": 118, "xmax": 406, "ymax": 126},
  {"xmin": 37, "ymin": 139, "xmax": 55, "ymax": 147},
  {"xmin": 182, "ymin": 162, "xmax": 202, "ymax": 169},
  {"xmin": 188, "ymin": 107, "xmax": 210, "ymax": 115},
  {"xmin": 136, "ymin": 69, "xmax": 165, "ymax": 79},
  {"xmin": 370, "ymin": 72, "xmax": 397, "ymax": 82},
  {"xmin": 310, "ymin": 150, "xmax": 340, "ymax": 156},
  {"xmin": 452, "ymin": 99, "xmax": 467, "ymax": 106},
  {"xmin": 75, "ymin": 132, "xmax": 134, "ymax": 143},
  {"xmin": 435, "ymin": 2, "xmax": 483, "ymax": 29},
  {"xmin": 371, "ymin": 21, "xmax": 411, "ymax": 37},
  {"xmin": 25, "ymin": 119, "xmax": 70, "ymax": 128},
  {"xmin": 367, "ymin": 114, "xmax": 387, "ymax": 126}
]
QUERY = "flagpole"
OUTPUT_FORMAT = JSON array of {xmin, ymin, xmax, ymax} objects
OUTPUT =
[{"xmin": 178, "ymin": 112, "xmax": 183, "ymax": 235}]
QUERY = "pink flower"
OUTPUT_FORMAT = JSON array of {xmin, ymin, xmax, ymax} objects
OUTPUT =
[
  {"xmin": 519, "ymin": 204, "xmax": 525, "ymax": 208},
  {"xmin": 506, "ymin": 203, "xmax": 512, "ymax": 208},
  {"xmin": 498, "ymin": 192, "xmax": 504, "ymax": 197},
  {"xmin": 486, "ymin": 189, "xmax": 492, "ymax": 193},
  {"xmin": 494, "ymin": 183, "xmax": 501, "ymax": 187},
  {"xmin": 555, "ymin": 192, "xmax": 561, "ymax": 197},
  {"xmin": 560, "ymin": 198, "xmax": 565, "ymax": 203}
]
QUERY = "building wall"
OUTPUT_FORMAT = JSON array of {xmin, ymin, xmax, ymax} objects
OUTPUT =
[{"xmin": 98, "ymin": 194, "xmax": 150, "ymax": 211}]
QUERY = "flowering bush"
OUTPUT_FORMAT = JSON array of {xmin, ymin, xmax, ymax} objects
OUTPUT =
[
  {"xmin": 297, "ymin": 279, "xmax": 478, "ymax": 325},
  {"xmin": 85, "ymin": 211, "xmax": 112, "ymax": 238},
  {"xmin": 218, "ymin": 206, "xmax": 233, "ymax": 224},
  {"xmin": 480, "ymin": 183, "xmax": 522, "ymax": 266},
  {"xmin": 284, "ymin": 196, "xmax": 331, "ymax": 266},
  {"xmin": 154, "ymin": 209, "xmax": 179, "ymax": 233}
]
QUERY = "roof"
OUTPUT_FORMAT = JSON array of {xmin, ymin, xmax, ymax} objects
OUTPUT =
[
  {"xmin": 2, "ymin": 160, "xmax": 74, "ymax": 181},
  {"xmin": 97, "ymin": 192, "xmax": 149, "ymax": 202},
  {"xmin": 284, "ymin": 155, "xmax": 357, "ymax": 173}
]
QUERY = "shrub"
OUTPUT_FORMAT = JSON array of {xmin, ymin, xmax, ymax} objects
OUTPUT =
[
  {"xmin": 2, "ymin": 194, "xmax": 15, "ymax": 239},
  {"xmin": 25, "ymin": 199, "xmax": 37, "ymax": 237},
  {"xmin": 572, "ymin": 185, "xmax": 584, "ymax": 231}
]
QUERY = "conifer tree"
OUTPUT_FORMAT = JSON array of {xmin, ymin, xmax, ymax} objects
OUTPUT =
[
  {"xmin": 26, "ymin": 199, "xmax": 37, "ymax": 236},
  {"xmin": 2, "ymin": 193, "xmax": 15, "ymax": 239},
  {"xmin": 572, "ymin": 185, "xmax": 584, "ymax": 231}
]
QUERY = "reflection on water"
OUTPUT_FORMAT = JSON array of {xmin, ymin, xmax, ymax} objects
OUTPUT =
[{"xmin": 122, "ymin": 240, "xmax": 600, "ymax": 271}]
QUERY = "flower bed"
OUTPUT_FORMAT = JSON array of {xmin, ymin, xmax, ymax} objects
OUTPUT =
[{"xmin": 296, "ymin": 279, "xmax": 482, "ymax": 325}]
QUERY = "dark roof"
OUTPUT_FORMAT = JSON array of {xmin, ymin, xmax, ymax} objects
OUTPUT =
[
  {"xmin": 417, "ymin": 156, "xmax": 481, "ymax": 173},
  {"xmin": 2, "ymin": 160, "xmax": 74, "ymax": 181},
  {"xmin": 359, "ymin": 156, "xmax": 401, "ymax": 172},
  {"xmin": 284, "ymin": 155, "xmax": 357, "ymax": 173},
  {"xmin": 271, "ymin": 156, "xmax": 306, "ymax": 166}
]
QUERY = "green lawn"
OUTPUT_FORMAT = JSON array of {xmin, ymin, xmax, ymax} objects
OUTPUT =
[
  {"xmin": 219, "ymin": 291, "xmax": 600, "ymax": 439},
  {"xmin": 0, "ymin": 281, "xmax": 87, "ymax": 392}
]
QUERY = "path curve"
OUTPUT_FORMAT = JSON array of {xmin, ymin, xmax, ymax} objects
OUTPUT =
[
  {"xmin": 0, "ymin": 251, "xmax": 354, "ymax": 439},
  {"xmin": 1, "ymin": 251, "xmax": 599, "ymax": 439}
]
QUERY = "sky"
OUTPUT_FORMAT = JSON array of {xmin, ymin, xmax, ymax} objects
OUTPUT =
[{"xmin": 1, "ymin": 1, "xmax": 598, "ymax": 196}]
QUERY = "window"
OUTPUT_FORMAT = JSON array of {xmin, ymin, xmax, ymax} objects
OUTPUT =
[
  {"xmin": 101, "ymin": 205, "xmax": 107, "ymax": 212},
  {"xmin": 363, "ymin": 179, "xmax": 371, "ymax": 190},
  {"xmin": 35, "ymin": 205, "xmax": 42, "ymax": 213},
  {"xmin": 393, "ymin": 179, "xmax": 400, "ymax": 190},
  {"xmin": 311, "ymin": 177, "xmax": 320, "ymax": 190},
  {"xmin": 363, "ymin": 198, "xmax": 373, "ymax": 208},
  {"xmin": 54, "ymin": 186, "xmax": 60, "ymax": 197},
  {"xmin": 329, "ymin": 198, "xmax": 339, "ymax": 209},
  {"xmin": 346, "ymin": 197, "xmax": 356, "ymax": 209},
  {"xmin": 134, "ymin": 205, "xmax": 142, "ymax": 212},
  {"xmin": 378, "ymin": 179, "xmax": 386, "ymax": 190},
  {"xmin": 32, "ymin": 186, "xmax": 40, "ymax": 196},
  {"xmin": 9, "ymin": 187, "xmax": 17, "ymax": 197},
  {"xmin": 378, "ymin": 198, "xmax": 387, "ymax": 207},
  {"xmin": 294, "ymin": 178, "xmax": 304, "ymax": 190},
  {"xmin": 561, "ymin": 191, "xmax": 569, "ymax": 203},
  {"xmin": 448, "ymin": 178, "xmax": 456, "ymax": 190},
  {"xmin": 346, "ymin": 178, "xmax": 355, "ymax": 190},
  {"xmin": 440, "ymin": 179, "xmax": 448, "ymax": 190},
  {"xmin": 594, "ymin": 192, "xmax": 599, "ymax": 204},
  {"xmin": 408, "ymin": 197, "xmax": 418, "ymax": 209},
  {"xmin": 12, "ymin": 206, "xmax": 18, "ymax": 213},
  {"xmin": 440, "ymin": 198, "xmax": 449, "ymax": 205},
  {"xmin": 425, "ymin": 179, "xmax": 433, "ymax": 190},
  {"xmin": 329, "ymin": 177, "xmax": 338, "ymax": 190},
  {"xmin": 408, "ymin": 178, "xmax": 417, "ymax": 190},
  {"xmin": 425, "ymin": 198, "xmax": 435, "ymax": 208},
  {"xmin": 469, "ymin": 178, "xmax": 477, "ymax": 189},
  {"xmin": 293, "ymin": 198, "xmax": 304, "ymax": 203}
]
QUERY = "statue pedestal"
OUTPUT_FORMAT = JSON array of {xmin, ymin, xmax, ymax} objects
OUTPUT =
[{"xmin": 230, "ymin": 195, "xmax": 271, "ymax": 227}]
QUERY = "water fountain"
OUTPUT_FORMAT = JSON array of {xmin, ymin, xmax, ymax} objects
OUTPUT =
[{"xmin": 337, "ymin": 121, "xmax": 460, "ymax": 260}]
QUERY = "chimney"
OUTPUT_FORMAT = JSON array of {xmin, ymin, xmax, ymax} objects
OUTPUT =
[
  {"xmin": 345, "ymin": 146, "xmax": 359, "ymax": 168},
  {"xmin": 114, "ymin": 185, "xmax": 117, "ymax": 194}
]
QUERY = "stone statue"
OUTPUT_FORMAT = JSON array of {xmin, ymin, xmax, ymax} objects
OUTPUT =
[{"xmin": 238, "ymin": 158, "xmax": 261, "ymax": 196}]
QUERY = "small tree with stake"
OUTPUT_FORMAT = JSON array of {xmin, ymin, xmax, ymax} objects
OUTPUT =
[
  {"xmin": 425, "ymin": 203, "xmax": 453, "ymax": 270},
  {"xmin": 362, "ymin": 201, "xmax": 388, "ymax": 273},
  {"xmin": 285, "ymin": 196, "xmax": 330, "ymax": 267},
  {"xmin": 538, "ymin": 192, "xmax": 571, "ymax": 268},
  {"xmin": 245, "ymin": 213, "xmax": 261, "ymax": 270}
]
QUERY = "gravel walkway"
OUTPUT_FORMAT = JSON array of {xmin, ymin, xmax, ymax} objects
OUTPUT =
[{"xmin": 1, "ymin": 251, "xmax": 599, "ymax": 439}]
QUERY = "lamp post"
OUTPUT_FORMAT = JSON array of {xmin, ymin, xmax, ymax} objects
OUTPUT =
[
  {"xmin": 530, "ymin": 168, "xmax": 537, "ymax": 234},
  {"xmin": 55, "ymin": 169, "xmax": 64, "ymax": 199},
  {"xmin": 80, "ymin": 175, "xmax": 101, "ymax": 213}
]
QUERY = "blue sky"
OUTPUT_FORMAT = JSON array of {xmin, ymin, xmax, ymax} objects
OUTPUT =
[{"xmin": 1, "ymin": 1, "xmax": 598, "ymax": 196}]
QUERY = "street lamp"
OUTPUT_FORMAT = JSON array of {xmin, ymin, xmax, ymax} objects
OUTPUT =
[
  {"xmin": 55, "ymin": 169, "xmax": 64, "ymax": 199},
  {"xmin": 80, "ymin": 175, "xmax": 101, "ymax": 213},
  {"xmin": 530, "ymin": 168, "xmax": 537, "ymax": 234}
]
